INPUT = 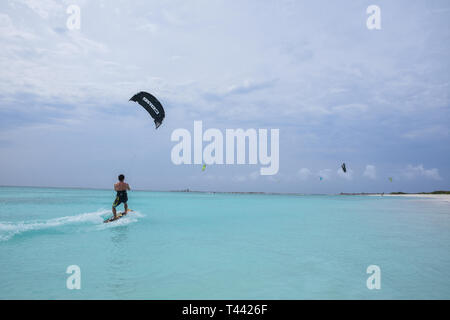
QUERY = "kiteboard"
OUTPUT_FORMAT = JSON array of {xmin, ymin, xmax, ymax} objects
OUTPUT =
[{"xmin": 103, "ymin": 209, "xmax": 134, "ymax": 223}]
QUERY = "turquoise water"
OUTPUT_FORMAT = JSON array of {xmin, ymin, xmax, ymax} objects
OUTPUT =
[{"xmin": 0, "ymin": 186, "xmax": 449, "ymax": 299}]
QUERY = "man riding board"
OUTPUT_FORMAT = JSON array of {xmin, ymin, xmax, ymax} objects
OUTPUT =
[{"xmin": 112, "ymin": 174, "xmax": 131, "ymax": 220}]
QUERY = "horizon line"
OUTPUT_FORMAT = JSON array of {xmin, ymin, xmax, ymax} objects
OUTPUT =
[{"xmin": 0, "ymin": 184, "xmax": 447, "ymax": 196}]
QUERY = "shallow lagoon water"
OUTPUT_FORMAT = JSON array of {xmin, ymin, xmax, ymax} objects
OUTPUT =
[{"xmin": 0, "ymin": 186, "xmax": 449, "ymax": 299}]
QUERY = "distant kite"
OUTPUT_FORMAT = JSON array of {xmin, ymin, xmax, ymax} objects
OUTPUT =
[
  {"xmin": 129, "ymin": 91, "xmax": 165, "ymax": 129},
  {"xmin": 341, "ymin": 163, "xmax": 347, "ymax": 173},
  {"xmin": 388, "ymin": 177, "xmax": 393, "ymax": 182},
  {"xmin": 202, "ymin": 164, "xmax": 206, "ymax": 172},
  {"xmin": 319, "ymin": 176, "xmax": 323, "ymax": 181}
]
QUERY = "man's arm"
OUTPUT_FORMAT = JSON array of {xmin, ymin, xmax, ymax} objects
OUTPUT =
[
  {"xmin": 127, "ymin": 183, "xmax": 131, "ymax": 191},
  {"xmin": 114, "ymin": 183, "xmax": 118, "ymax": 191}
]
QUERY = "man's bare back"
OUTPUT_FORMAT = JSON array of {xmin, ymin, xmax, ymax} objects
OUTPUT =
[{"xmin": 114, "ymin": 181, "xmax": 130, "ymax": 191}]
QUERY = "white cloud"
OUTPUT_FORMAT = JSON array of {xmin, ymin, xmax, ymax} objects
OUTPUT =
[
  {"xmin": 297, "ymin": 168, "xmax": 311, "ymax": 180},
  {"xmin": 363, "ymin": 165, "xmax": 376, "ymax": 180},
  {"xmin": 318, "ymin": 169, "xmax": 332, "ymax": 181},
  {"xmin": 337, "ymin": 167, "xmax": 353, "ymax": 180},
  {"xmin": 1, "ymin": 0, "xmax": 447, "ymax": 128},
  {"xmin": 402, "ymin": 126, "xmax": 450, "ymax": 140},
  {"xmin": 0, "ymin": 13, "xmax": 37, "ymax": 40},
  {"xmin": 136, "ymin": 23, "xmax": 159, "ymax": 34},
  {"xmin": 225, "ymin": 79, "xmax": 276, "ymax": 96},
  {"xmin": 267, "ymin": 175, "xmax": 280, "ymax": 182},
  {"xmin": 249, "ymin": 171, "xmax": 259, "ymax": 180},
  {"xmin": 21, "ymin": 0, "xmax": 64, "ymax": 19},
  {"xmin": 233, "ymin": 173, "xmax": 251, "ymax": 182},
  {"xmin": 402, "ymin": 164, "xmax": 442, "ymax": 180},
  {"xmin": 331, "ymin": 103, "xmax": 369, "ymax": 114}
]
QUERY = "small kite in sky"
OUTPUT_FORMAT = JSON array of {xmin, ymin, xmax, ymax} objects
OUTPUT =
[
  {"xmin": 202, "ymin": 164, "xmax": 206, "ymax": 172},
  {"xmin": 388, "ymin": 177, "xmax": 393, "ymax": 182},
  {"xmin": 341, "ymin": 163, "xmax": 347, "ymax": 173}
]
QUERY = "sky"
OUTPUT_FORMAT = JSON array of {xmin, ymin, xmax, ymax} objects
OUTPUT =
[{"xmin": 0, "ymin": 0, "xmax": 449, "ymax": 193}]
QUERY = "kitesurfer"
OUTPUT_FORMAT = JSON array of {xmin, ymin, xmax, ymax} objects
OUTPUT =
[{"xmin": 112, "ymin": 174, "xmax": 131, "ymax": 220}]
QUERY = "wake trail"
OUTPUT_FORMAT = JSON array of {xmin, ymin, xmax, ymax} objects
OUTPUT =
[{"xmin": 0, "ymin": 210, "xmax": 144, "ymax": 241}]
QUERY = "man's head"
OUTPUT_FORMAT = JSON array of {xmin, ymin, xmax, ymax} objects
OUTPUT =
[{"xmin": 118, "ymin": 174, "xmax": 125, "ymax": 182}]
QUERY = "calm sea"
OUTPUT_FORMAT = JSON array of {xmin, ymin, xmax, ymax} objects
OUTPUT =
[{"xmin": 0, "ymin": 186, "xmax": 449, "ymax": 299}]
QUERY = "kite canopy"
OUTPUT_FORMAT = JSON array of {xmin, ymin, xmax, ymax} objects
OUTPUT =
[
  {"xmin": 341, "ymin": 163, "xmax": 347, "ymax": 173},
  {"xmin": 129, "ymin": 91, "xmax": 165, "ymax": 129}
]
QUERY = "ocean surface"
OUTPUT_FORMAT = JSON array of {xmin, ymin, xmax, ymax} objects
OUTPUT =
[{"xmin": 0, "ymin": 186, "xmax": 449, "ymax": 299}]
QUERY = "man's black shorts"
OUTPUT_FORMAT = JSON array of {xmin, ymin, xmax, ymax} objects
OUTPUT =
[{"xmin": 113, "ymin": 191, "xmax": 128, "ymax": 208}]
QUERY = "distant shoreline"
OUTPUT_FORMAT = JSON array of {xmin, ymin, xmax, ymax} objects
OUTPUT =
[
  {"xmin": 340, "ymin": 191, "xmax": 450, "ymax": 195},
  {"xmin": 0, "ymin": 185, "xmax": 449, "ymax": 197},
  {"xmin": 369, "ymin": 193, "xmax": 450, "ymax": 203}
]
